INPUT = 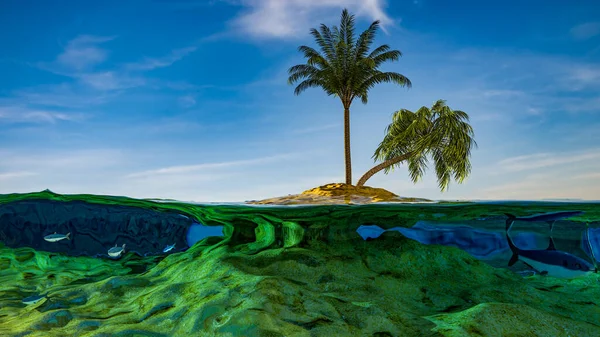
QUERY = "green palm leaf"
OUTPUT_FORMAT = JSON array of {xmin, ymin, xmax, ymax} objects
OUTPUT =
[{"xmin": 358, "ymin": 99, "xmax": 477, "ymax": 191}]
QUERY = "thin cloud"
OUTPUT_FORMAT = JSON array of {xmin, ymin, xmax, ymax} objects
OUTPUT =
[
  {"xmin": 480, "ymin": 171, "xmax": 599, "ymax": 200},
  {"xmin": 0, "ymin": 149, "xmax": 126, "ymax": 173},
  {"xmin": 291, "ymin": 123, "xmax": 340, "ymax": 134},
  {"xmin": 76, "ymin": 71, "xmax": 146, "ymax": 91},
  {"xmin": 125, "ymin": 47, "xmax": 198, "ymax": 71},
  {"xmin": 570, "ymin": 22, "xmax": 600, "ymax": 40},
  {"xmin": 482, "ymin": 89, "xmax": 525, "ymax": 98},
  {"xmin": 9, "ymin": 83, "xmax": 117, "ymax": 109},
  {"xmin": 0, "ymin": 149, "xmax": 128, "ymax": 195},
  {"xmin": 0, "ymin": 171, "xmax": 38, "ymax": 180},
  {"xmin": 56, "ymin": 35, "xmax": 116, "ymax": 70},
  {"xmin": 178, "ymin": 95, "xmax": 197, "ymax": 108},
  {"xmin": 573, "ymin": 172, "xmax": 600, "ymax": 180},
  {"xmin": 126, "ymin": 152, "xmax": 305, "ymax": 178},
  {"xmin": 0, "ymin": 106, "xmax": 84, "ymax": 124},
  {"xmin": 567, "ymin": 65, "xmax": 600, "ymax": 87},
  {"xmin": 495, "ymin": 148, "xmax": 600, "ymax": 173},
  {"xmin": 229, "ymin": 0, "xmax": 394, "ymax": 39}
]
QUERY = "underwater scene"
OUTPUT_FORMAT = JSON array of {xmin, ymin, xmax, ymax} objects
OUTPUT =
[{"xmin": 0, "ymin": 190, "xmax": 599, "ymax": 337}]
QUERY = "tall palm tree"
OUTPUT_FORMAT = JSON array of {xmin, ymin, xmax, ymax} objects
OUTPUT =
[
  {"xmin": 288, "ymin": 8, "xmax": 411, "ymax": 185},
  {"xmin": 356, "ymin": 100, "xmax": 476, "ymax": 190}
]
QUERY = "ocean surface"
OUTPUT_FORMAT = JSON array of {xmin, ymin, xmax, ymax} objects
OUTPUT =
[{"xmin": 0, "ymin": 191, "xmax": 599, "ymax": 336}]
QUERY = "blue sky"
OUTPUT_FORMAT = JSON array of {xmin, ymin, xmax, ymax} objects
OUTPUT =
[{"xmin": 1, "ymin": 0, "xmax": 599, "ymax": 201}]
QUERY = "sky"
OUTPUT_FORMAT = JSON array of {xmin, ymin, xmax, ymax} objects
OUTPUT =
[{"xmin": 0, "ymin": 0, "xmax": 599, "ymax": 202}]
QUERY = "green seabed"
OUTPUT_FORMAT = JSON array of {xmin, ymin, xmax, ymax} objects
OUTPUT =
[{"xmin": 0, "ymin": 191, "xmax": 599, "ymax": 336}]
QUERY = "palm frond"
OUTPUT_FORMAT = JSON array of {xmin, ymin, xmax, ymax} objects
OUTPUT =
[
  {"xmin": 406, "ymin": 152, "xmax": 428, "ymax": 181},
  {"xmin": 372, "ymin": 50, "xmax": 402, "ymax": 67},
  {"xmin": 367, "ymin": 44, "xmax": 391, "ymax": 58},
  {"xmin": 309, "ymin": 28, "xmax": 335, "ymax": 62},
  {"xmin": 293, "ymin": 79, "xmax": 324, "ymax": 95},
  {"xmin": 339, "ymin": 9, "xmax": 356, "ymax": 47},
  {"xmin": 357, "ymin": 71, "xmax": 412, "ymax": 95},
  {"xmin": 354, "ymin": 21, "xmax": 380, "ymax": 60},
  {"xmin": 373, "ymin": 100, "xmax": 477, "ymax": 191}
]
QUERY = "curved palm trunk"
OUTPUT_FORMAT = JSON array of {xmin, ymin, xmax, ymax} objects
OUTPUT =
[
  {"xmin": 344, "ymin": 106, "xmax": 352, "ymax": 185},
  {"xmin": 356, "ymin": 152, "xmax": 413, "ymax": 187}
]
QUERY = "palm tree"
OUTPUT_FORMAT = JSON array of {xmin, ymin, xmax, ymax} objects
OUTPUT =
[
  {"xmin": 288, "ymin": 8, "xmax": 411, "ymax": 185},
  {"xmin": 356, "ymin": 100, "xmax": 476, "ymax": 190}
]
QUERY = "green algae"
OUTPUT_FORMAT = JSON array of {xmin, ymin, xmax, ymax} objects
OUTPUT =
[{"xmin": 0, "ymin": 191, "xmax": 599, "ymax": 336}]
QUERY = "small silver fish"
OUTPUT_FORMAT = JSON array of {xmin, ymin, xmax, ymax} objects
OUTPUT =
[
  {"xmin": 44, "ymin": 232, "xmax": 70, "ymax": 242},
  {"xmin": 163, "ymin": 243, "xmax": 176, "ymax": 253},
  {"xmin": 22, "ymin": 294, "xmax": 47, "ymax": 305},
  {"xmin": 108, "ymin": 244, "xmax": 126, "ymax": 258}
]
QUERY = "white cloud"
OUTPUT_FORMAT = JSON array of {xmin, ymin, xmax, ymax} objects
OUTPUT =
[
  {"xmin": 178, "ymin": 95, "xmax": 197, "ymax": 108},
  {"xmin": 482, "ymin": 89, "xmax": 525, "ymax": 98},
  {"xmin": 570, "ymin": 22, "xmax": 600, "ymax": 40},
  {"xmin": 0, "ymin": 147, "xmax": 338, "ymax": 202},
  {"xmin": 56, "ymin": 35, "xmax": 115, "ymax": 70},
  {"xmin": 567, "ymin": 65, "xmax": 600, "ymax": 87},
  {"xmin": 0, "ymin": 149, "xmax": 128, "ymax": 196},
  {"xmin": 480, "ymin": 171, "xmax": 600, "ymax": 200},
  {"xmin": 0, "ymin": 149, "xmax": 126, "ymax": 171},
  {"xmin": 9, "ymin": 83, "xmax": 117, "ymax": 109},
  {"xmin": 0, "ymin": 106, "xmax": 83, "ymax": 123},
  {"xmin": 126, "ymin": 152, "xmax": 304, "ymax": 178},
  {"xmin": 573, "ymin": 172, "xmax": 600, "ymax": 180},
  {"xmin": 125, "ymin": 46, "xmax": 198, "ymax": 71},
  {"xmin": 77, "ymin": 71, "xmax": 146, "ymax": 91},
  {"xmin": 291, "ymin": 123, "xmax": 340, "ymax": 134},
  {"xmin": 230, "ymin": 0, "xmax": 393, "ymax": 39},
  {"xmin": 494, "ymin": 149, "xmax": 600, "ymax": 173},
  {"xmin": 34, "ymin": 40, "xmax": 197, "ymax": 97},
  {"xmin": 0, "ymin": 171, "xmax": 37, "ymax": 180}
]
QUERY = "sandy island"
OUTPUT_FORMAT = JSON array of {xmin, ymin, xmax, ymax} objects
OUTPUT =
[{"xmin": 246, "ymin": 183, "xmax": 433, "ymax": 205}]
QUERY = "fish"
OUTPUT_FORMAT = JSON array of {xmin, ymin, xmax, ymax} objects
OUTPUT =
[
  {"xmin": 505, "ymin": 221, "xmax": 596, "ymax": 278},
  {"xmin": 504, "ymin": 211, "xmax": 584, "ymax": 232},
  {"xmin": 43, "ymin": 232, "xmax": 70, "ymax": 242},
  {"xmin": 22, "ymin": 294, "xmax": 47, "ymax": 305},
  {"xmin": 163, "ymin": 243, "xmax": 176, "ymax": 253},
  {"xmin": 108, "ymin": 244, "xmax": 126, "ymax": 258}
]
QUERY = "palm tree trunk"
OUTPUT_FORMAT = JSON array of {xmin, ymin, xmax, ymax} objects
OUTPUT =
[
  {"xmin": 356, "ymin": 152, "xmax": 413, "ymax": 187},
  {"xmin": 344, "ymin": 106, "xmax": 352, "ymax": 185}
]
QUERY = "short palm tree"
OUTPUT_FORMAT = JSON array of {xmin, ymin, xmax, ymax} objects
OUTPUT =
[
  {"xmin": 288, "ymin": 8, "xmax": 411, "ymax": 185},
  {"xmin": 356, "ymin": 99, "xmax": 476, "ymax": 190}
]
